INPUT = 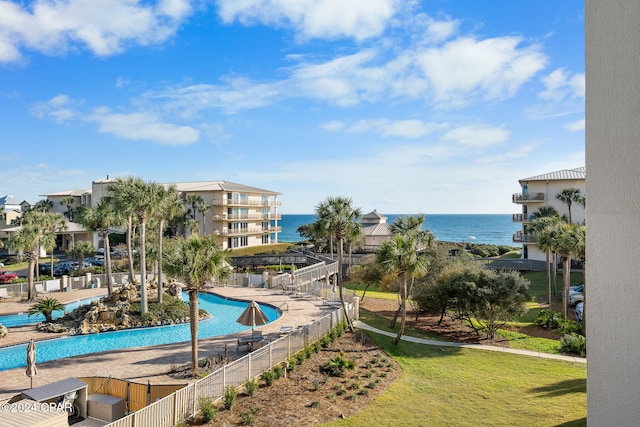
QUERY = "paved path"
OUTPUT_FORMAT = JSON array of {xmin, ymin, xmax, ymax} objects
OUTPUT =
[
  {"xmin": 0, "ymin": 286, "xmax": 331, "ymax": 402},
  {"xmin": 354, "ymin": 321, "xmax": 587, "ymax": 364}
]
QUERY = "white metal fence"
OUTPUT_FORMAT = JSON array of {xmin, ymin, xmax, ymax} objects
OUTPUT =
[{"xmin": 102, "ymin": 304, "xmax": 353, "ymax": 427}]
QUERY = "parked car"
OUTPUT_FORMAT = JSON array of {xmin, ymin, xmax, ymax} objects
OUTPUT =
[
  {"xmin": 569, "ymin": 291, "xmax": 584, "ymax": 305},
  {"xmin": 0, "ymin": 269, "xmax": 18, "ymax": 283},
  {"xmin": 574, "ymin": 302, "xmax": 584, "ymax": 324},
  {"xmin": 39, "ymin": 263, "xmax": 54, "ymax": 275},
  {"xmin": 569, "ymin": 284, "xmax": 584, "ymax": 306},
  {"xmin": 86, "ymin": 256, "xmax": 104, "ymax": 266},
  {"xmin": 53, "ymin": 261, "xmax": 78, "ymax": 275}
]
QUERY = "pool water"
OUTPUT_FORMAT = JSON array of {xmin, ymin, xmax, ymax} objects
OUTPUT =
[
  {"xmin": 0, "ymin": 292, "xmax": 278, "ymax": 371},
  {"xmin": 0, "ymin": 296, "xmax": 105, "ymax": 327}
]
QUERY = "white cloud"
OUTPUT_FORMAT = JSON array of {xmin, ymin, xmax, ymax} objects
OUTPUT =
[
  {"xmin": 325, "ymin": 118, "xmax": 441, "ymax": 138},
  {"xmin": 417, "ymin": 36, "xmax": 548, "ymax": 106},
  {"xmin": 476, "ymin": 143, "xmax": 537, "ymax": 163},
  {"xmin": 565, "ymin": 119, "xmax": 585, "ymax": 131},
  {"xmin": 30, "ymin": 94, "xmax": 78, "ymax": 122},
  {"xmin": 321, "ymin": 120, "xmax": 345, "ymax": 131},
  {"xmin": 539, "ymin": 68, "xmax": 585, "ymax": 101},
  {"xmin": 0, "ymin": 0, "xmax": 194, "ymax": 62},
  {"xmin": 442, "ymin": 125, "xmax": 509, "ymax": 147},
  {"xmin": 216, "ymin": 0, "xmax": 403, "ymax": 41},
  {"xmin": 150, "ymin": 77, "xmax": 283, "ymax": 115},
  {"xmin": 87, "ymin": 107, "xmax": 200, "ymax": 145}
]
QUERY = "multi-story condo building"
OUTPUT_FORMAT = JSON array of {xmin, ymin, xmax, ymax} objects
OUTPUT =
[
  {"xmin": 91, "ymin": 178, "xmax": 282, "ymax": 251},
  {"xmin": 512, "ymin": 167, "xmax": 586, "ymax": 261},
  {"xmin": 3, "ymin": 178, "xmax": 282, "ymax": 253}
]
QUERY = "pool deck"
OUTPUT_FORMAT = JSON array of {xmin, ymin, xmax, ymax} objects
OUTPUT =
[{"xmin": 0, "ymin": 286, "xmax": 331, "ymax": 403}]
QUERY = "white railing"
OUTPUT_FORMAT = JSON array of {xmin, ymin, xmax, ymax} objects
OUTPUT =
[{"xmin": 103, "ymin": 304, "xmax": 353, "ymax": 427}]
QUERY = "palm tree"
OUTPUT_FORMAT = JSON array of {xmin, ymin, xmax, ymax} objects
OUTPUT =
[
  {"xmin": 28, "ymin": 297, "xmax": 65, "ymax": 322},
  {"xmin": 76, "ymin": 199, "xmax": 124, "ymax": 295},
  {"xmin": 385, "ymin": 215, "xmax": 434, "ymax": 330},
  {"xmin": 66, "ymin": 240, "xmax": 95, "ymax": 269},
  {"xmin": 314, "ymin": 197, "xmax": 361, "ymax": 330},
  {"xmin": 152, "ymin": 184, "xmax": 185, "ymax": 303},
  {"xmin": 107, "ymin": 177, "xmax": 157, "ymax": 313},
  {"xmin": 531, "ymin": 205, "xmax": 561, "ymax": 220},
  {"xmin": 33, "ymin": 199, "xmax": 53, "ymax": 213},
  {"xmin": 186, "ymin": 194, "xmax": 206, "ymax": 235},
  {"xmin": 60, "ymin": 197, "xmax": 76, "ymax": 221},
  {"xmin": 107, "ymin": 177, "xmax": 139, "ymax": 285},
  {"xmin": 556, "ymin": 188, "xmax": 583, "ymax": 224},
  {"xmin": 28, "ymin": 211, "xmax": 66, "ymax": 282},
  {"xmin": 530, "ymin": 216, "xmax": 563, "ymax": 304},
  {"xmin": 555, "ymin": 223, "xmax": 583, "ymax": 320},
  {"xmin": 163, "ymin": 235, "xmax": 230, "ymax": 377},
  {"xmin": 8, "ymin": 223, "xmax": 41, "ymax": 300},
  {"xmin": 561, "ymin": 224, "xmax": 586, "ymax": 329},
  {"xmin": 377, "ymin": 234, "xmax": 429, "ymax": 344},
  {"xmin": 389, "ymin": 214, "xmax": 435, "ymax": 249}
]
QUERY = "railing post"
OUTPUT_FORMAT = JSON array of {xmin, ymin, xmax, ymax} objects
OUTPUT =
[{"xmin": 248, "ymin": 353, "xmax": 252, "ymax": 381}]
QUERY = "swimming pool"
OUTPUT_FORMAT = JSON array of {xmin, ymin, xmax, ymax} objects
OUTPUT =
[
  {"xmin": 0, "ymin": 292, "xmax": 279, "ymax": 371},
  {"xmin": 0, "ymin": 296, "xmax": 105, "ymax": 327}
]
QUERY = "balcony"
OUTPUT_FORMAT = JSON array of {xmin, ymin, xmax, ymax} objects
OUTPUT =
[
  {"xmin": 211, "ymin": 226, "xmax": 281, "ymax": 236},
  {"xmin": 211, "ymin": 199, "xmax": 282, "ymax": 207},
  {"xmin": 512, "ymin": 231, "xmax": 537, "ymax": 243},
  {"xmin": 512, "ymin": 193, "xmax": 544, "ymax": 203},
  {"xmin": 212, "ymin": 213, "xmax": 283, "ymax": 221},
  {"xmin": 512, "ymin": 213, "xmax": 535, "ymax": 222}
]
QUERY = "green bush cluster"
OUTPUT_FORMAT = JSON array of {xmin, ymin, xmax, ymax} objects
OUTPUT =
[
  {"xmin": 535, "ymin": 309, "xmax": 564, "ymax": 329},
  {"xmin": 535, "ymin": 309, "xmax": 583, "ymax": 335},
  {"xmin": 320, "ymin": 352, "xmax": 356, "ymax": 377},
  {"xmin": 560, "ymin": 333, "xmax": 586, "ymax": 356},
  {"xmin": 223, "ymin": 385, "xmax": 237, "ymax": 410},
  {"xmin": 198, "ymin": 397, "xmax": 218, "ymax": 422},
  {"xmin": 244, "ymin": 379, "xmax": 258, "ymax": 396},
  {"xmin": 261, "ymin": 370, "xmax": 277, "ymax": 386}
]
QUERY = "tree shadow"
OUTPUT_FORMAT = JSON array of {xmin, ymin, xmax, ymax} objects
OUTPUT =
[
  {"xmin": 530, "ymin": 378, "xmax": 586, "ymax": 397},
  {"xmin": 554, "ymin": 417, "xmax": 586, "ymax": 426}
]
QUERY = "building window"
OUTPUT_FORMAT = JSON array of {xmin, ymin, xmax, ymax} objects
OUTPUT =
[
  {"xmin": 262, "ymin": 235, "xmax": 269, "ymax": 244},
  {"xmin": 240, "ymin": 236, "xmax": 248, "ymax": 247},
  {"xmin": 262, "ymin": 221, "xmax": 268, "ymax": 231}
]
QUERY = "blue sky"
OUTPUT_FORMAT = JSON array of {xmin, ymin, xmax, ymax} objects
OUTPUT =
[{"xmin": 0, "ymin": 0, "xmax": 585, "ymax": 214}]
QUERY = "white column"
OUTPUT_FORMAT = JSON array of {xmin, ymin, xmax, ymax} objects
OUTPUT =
[{"xmin": 586, "ymin": 2, "xmax": 640, "ymax": 424}]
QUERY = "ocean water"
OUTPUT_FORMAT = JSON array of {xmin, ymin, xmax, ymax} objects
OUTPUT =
[{"xmin": 278, "ymin": 214, "xmax": 520, "ymax": 247}]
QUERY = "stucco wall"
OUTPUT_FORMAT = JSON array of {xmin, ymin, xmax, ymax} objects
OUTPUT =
[{"xmin": 586, "ymin": 1, "xmax": 640, "ymax": 424}]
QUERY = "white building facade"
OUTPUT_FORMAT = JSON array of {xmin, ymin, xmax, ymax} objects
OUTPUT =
[{"xmin": 512, "ymin": 167, "xmax": 585, "ymax": 261}]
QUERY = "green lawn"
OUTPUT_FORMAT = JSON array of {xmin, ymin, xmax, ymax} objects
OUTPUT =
[{"xmin": 321, "ymin": 331, "xmax": 586, "ymax": 427}]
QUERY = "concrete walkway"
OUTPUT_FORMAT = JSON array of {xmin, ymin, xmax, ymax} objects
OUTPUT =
[
  {"xmin": 354, "ymin": 321, "xmax": 587, "ymax": 364},
  {"xmin": 0, "ymin": 286, "xmax": 332, "ymax": 402}
]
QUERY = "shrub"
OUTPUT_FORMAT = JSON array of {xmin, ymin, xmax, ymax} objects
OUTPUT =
[
  {"xmin": 561, "ymin": 333, "xmax": 586, "ymax": 356},
  {"xmin": 558, "ymin": 319, "xmax": 582, "ymax": 335},
  {"xmin": 310, "ymin": 400, "xmax": 320, "ymax": 408},
  {"xmin": 240, "ymin": 406, "xmax": 260, "ymax": 425},
  {"xmin": 273, "ymin": 364, "xmax": 285, "ymax": 379},
  {"xmin": 287, "ymin": 357, "xmax": 297, "ymax": 371},
  {"xmin": 223, "ymin": 385, "xmax": 237, "ymax": 410},
  {"xmin": 320, "ymin": 335, "xmax": 332, "ymax": 348},
  {"xmin": 535, "ymin": 309, "xmax": 564, "ymax": 329},
  {"xmin": 245, "ymin": 379, "xmax": 258, "ymax": 396},
  {"xmin": 320, "ymin": 352, "xmax": 356, "ymax": 377},
  {"xmin": 199, "ymin": 397, "xmax": 218, "ymax": 422},
  {"xmin": 261, "ymin": 370, "xmax": 277, "ymax": 386}
]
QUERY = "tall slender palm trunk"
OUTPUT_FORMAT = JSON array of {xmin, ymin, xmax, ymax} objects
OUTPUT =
[
  {"xmin": 103, "ymin": 231, "xmax": 113, "ymax": 295},
  {"xmin": 394, "ymin": 275, "xmax": 408, "ymax": 345},
  {"xmin": 563, "ymin": 257, "xmax": 571, "ymax": 319},
  {"xmin": 189, "ymin": 290, "xmax": 199, "ymax": 376},
  {"xmin": 337, "ymin": 237, "xmax": 354, "ymax": 331}
]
